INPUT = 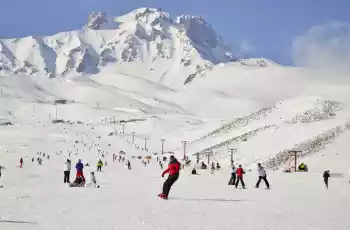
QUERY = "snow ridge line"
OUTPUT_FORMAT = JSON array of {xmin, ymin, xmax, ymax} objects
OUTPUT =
[
  {"xmin": 263, "ymin": 122, "xmax": 350, "ymax": 169},
  {"xmin": 191, "ymin": 105, "xmax": 277, "ymax": 144},
  {"xmin": 286, "ymin": 100, "xmax": 340, "ymax": 124},
  {"xmin": 195, "ymin": 124, "xmax": 278, "ymax": 156}
]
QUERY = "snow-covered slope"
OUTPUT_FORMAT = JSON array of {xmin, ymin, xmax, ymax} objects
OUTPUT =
[
  {"xmin": 1, "ymin": 7, "xmax": 350, "ymax": 176},
  {"xmin": 1, "ymin": 8, "xmax": 350, "ymax": 229}
]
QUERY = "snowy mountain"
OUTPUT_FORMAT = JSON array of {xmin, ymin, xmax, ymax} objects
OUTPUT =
[
  {"xmin": 1, "ymin": 7, "xmax": 350, "ymax": 172},
  {"xmin": 1, "ymin": 8, "xmax": 350, "ymax": 230},
  {"xmin": 0, "ymin": 8, "xmax": 240, "ymax": 87}
]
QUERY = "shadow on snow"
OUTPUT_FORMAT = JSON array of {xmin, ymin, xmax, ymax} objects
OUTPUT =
[
  {"xmin": 0, "ymin": 220, "xmax": 37, "ymax": 224},
  {"xmin": 170, "ymin": 197, "xmax": 245, "ymax": 202}
]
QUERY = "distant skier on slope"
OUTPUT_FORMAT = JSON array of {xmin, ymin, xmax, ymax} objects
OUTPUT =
[
  {"xmin": 235, "ymin": 165, "xmax": 246, "ymax": 189},
  {"xmin": 158, "ymin": 155, "xmax": 181, "ymax": 199},
  {"xmin": 20, "ymin": 158, "xmax": 23, "ymax": 168},
  {"xmin": 127, "ymin": 160, "xmax": 131, "ymax": 170},
  {"xmin": 0, "ymin": 165, "xmax": 4, "ymax": 178},
  {"xmin": 323, "ymin": 170, "xmax": 330, "ymax": 189},
  {"xmin": 64, "ymin": 159, "xmax": 71, "ymax": 184},
  {"xmin": 255, "ymin": 163, "xmax": 270, "ymax": 189},
  {"xmin": 85, "ymin": 172, "xmax": 99, "ymax": 188},
  {"xmin": 210, "ymin": 162, "xmax": 215, "ymax": 174},
  {"xmin": 228, "ymin": 162, "xmax": 236, "ymax": 185},
  {"xmin": 97, "ymin": 159, "xmax": 103, "ymax": 172},
  {"xmin": 75, "ymin": 159, "xmax": 85, "ymax": 184},
  {"xmin": 191, "ymin": 168, "xmax": 198, "ymax": 175}
]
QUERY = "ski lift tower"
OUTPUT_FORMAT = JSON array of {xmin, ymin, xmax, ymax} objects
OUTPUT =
[
  {"xmin": 228, "ymin": 148, "xmax": 237, "ymax": 164},
  {"xmin": 205, "ymin": 150, "xmax": 214, "ymax": 165},
  {"xmin": 288, "ymin": 150, "xmax": 302, "ymax": 172}
]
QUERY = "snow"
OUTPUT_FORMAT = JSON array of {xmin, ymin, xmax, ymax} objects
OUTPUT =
[
  {"xmin": 0, "ymin": 7, "xmax": 350, "ymax": 230},
  {"xmin": 0, "ymin": 8, "xmax": 234, "ymax": 88}
]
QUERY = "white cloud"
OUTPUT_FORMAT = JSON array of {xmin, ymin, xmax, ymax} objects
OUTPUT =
[{"xmin": 293, "ymin": 22, "xmax": 350, "ymax": 71}]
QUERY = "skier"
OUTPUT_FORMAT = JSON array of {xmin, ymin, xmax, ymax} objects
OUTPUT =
[
  {"xmin": 86, "ymin": 172, "xmax": 99, "ymax": 188},
  {"xmin": 159, "ymin": 161, "xmax": 163, "ymax": 169},
  {"xmin": 323, "ymin": 170, "xmax": 330, "ymax": 189},
  {"xmin": 0, "ymin": 165, "xmax": 3, "ymax": 178},
  {"xmin": 19, "ymin": 158, "xmax": 23, "ymax": 168},
  {"xmin": 64, "ymin": 159, "xmax": 71, "ymax": 183},
  {"xmin": 216, "ymin": 162, "xmax": 221, "ymax": 170},
  {"xmin": 97, "ymin": 159, "xmax": 103, "ymax": 172},
  {"xmin": 210, "ymin": 162, "xmax": 215, "ymax": 174},
  {"xmin": 75, "ymin": 159, "xmax": 85, "ymax": 184},
  {"xmin": 235, "ymin": 165, "xmax": 245, "ymax": 189},
  {"xmin": 127, "ymin": 160, "xmax": 131, "ymax": 170},
  {"xmin": 228, "ymin": 171, "xmax": 236, "ymax": 185},
  {"xmin": 158, "ymin": 155, "xmax": 181, "ymax": 199},
  {"xmin": 255, "ymin": 163, "xmax": 270, "ymax": 189},
  {"xmin": 191, "ymin": 168, "xmax": 198, "ymax": 175},
  {"xmin": 32, "ymin": 157, "xmax": 34, "ymax": 162},
  {"xmin": 228, "ymin": 162, "xmax": 236, "ymax": 185}
]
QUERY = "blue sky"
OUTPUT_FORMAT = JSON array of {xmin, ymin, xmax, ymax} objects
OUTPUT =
[{"xmin": 0, "ymin": 0, "xmax": 349, "ymax": 66}]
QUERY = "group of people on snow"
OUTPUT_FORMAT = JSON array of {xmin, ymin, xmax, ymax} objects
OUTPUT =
[
  {"xmin": 228, "ymin": 162, "xmax": 269, "ymax": 189},
  {"xmin": 65, "ymin": 159, "xmax": 99, "ymax": 188}
]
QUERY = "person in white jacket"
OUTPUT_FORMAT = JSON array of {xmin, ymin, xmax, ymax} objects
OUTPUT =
[
  {"xmin": 64, "ymin": 159, "xmax": 71, "ymax": 183},
  {"xmin": 255, "ymin": 163, "xmax": 270, "ymax": 189},
  {"xmin": 86, "ymin": 172, "xmax": 99, "ymax": 188}
]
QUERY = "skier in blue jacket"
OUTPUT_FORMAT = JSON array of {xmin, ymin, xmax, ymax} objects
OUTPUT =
[{"xmin": 75, "ymin": 159, "xmax": 85, "ymax": 184}]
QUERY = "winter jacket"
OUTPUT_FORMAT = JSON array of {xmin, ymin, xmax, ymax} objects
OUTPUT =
[
  {"xmin": 258, "ymin": 167, "xmax": 266, "ymax": 177},
  {"xmin": 323, "ymin": 171, "xmax": 330, "ymax": 179},
  {"xmin": 162, "ymin": 159, "xmax": 180, "ymax": 177},
  {"xmin": 64, "ymin": 162, "xmax": 71, "ymax": 171},
  {"xmin": 231, "ymin": 165, "xmax": 236, "ymax": 174},
  {"xmin": 76, "ymin": 162, "xmax": 84, "ymax": 172},
  {"xmin": 236, "ymin": 167, "xmax": 244, "ymax": 177},
  {"xmin": 97, "ymin": 161, "xmax": 103, "ymax": 167}
]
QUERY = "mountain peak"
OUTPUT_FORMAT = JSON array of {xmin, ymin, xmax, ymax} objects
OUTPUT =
[
  {"xmin": 86, "ymin": 12, "xmax": 119, "ymax": 30},
  {"xmin": 0, "ymin": 8, "xmax": 251, "ymax": 86}
]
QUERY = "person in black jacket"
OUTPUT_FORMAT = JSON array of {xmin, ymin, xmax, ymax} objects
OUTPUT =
[{"xmin": 323, "ymin": 170, "xmax": 330, "ymax": 189}]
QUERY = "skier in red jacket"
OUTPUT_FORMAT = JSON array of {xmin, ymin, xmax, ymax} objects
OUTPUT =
[
  {"xmin": 158, "ymin": 155, "xmax": 180, "ymax": 199},
  {"xmin": 20, "ymin": 158, "xmax": 23, "ymax": 168},
  {"xmin": 235, "ymin": 165, "xmax": 245, "ymax": 189}
]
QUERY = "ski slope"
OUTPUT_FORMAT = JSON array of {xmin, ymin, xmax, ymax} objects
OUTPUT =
[
  {"xmin": 1, "ymin": 122, "xmax": 350, "ymax": 230},
  {"xmin": 1, "ymin": 7, "xmax": 350, "ymax": 230}
]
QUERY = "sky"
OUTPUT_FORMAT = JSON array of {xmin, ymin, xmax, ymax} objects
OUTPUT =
[{"xmin": 0, "ymin": 0, "xmax": 349, "ymax": 67}]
